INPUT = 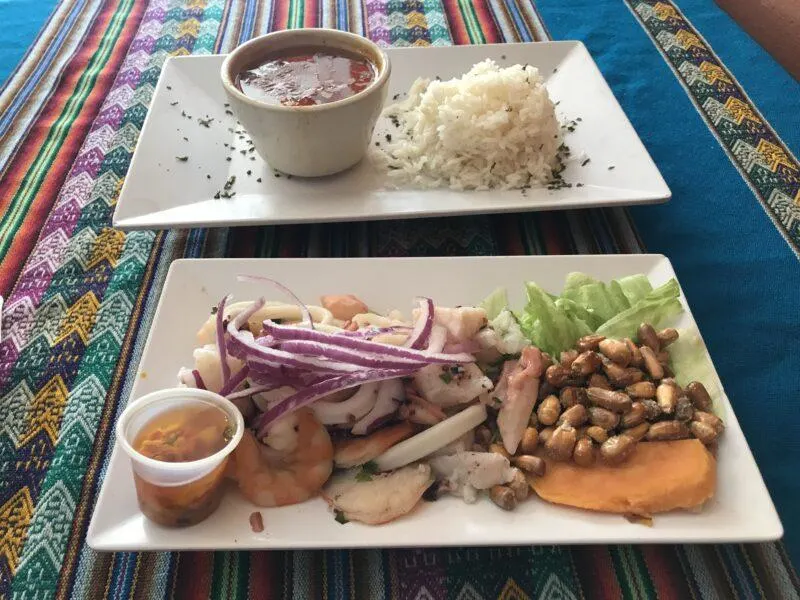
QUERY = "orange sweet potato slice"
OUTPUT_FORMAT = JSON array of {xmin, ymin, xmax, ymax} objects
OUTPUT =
[{"xmin": 530, "ymin": 439, "xmax": 716, "ymax": 515}]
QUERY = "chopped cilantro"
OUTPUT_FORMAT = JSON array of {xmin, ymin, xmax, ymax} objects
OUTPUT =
[
  {"xmin": 439, "ymin": 371, "xmax": 453, "ymax": 384},
  {"xmin": 334, "ymin": 510, "xmax": 348, "ymax": 524},
  {"xmin": 355, "ymin": 461, "xmax": 379, "ymax": 482},
  {"xmin": 175, "ymin": 155, "xmax": 188, "ymax": 162}
]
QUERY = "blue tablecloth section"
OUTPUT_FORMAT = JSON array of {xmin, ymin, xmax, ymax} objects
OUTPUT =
[
  {"xmin": 537, "ymin": 0, "xmax": 800, "ymax": 564},
  {"xmin": 0, "ymin": 0, "xmax": 60, "ymax": 87}
]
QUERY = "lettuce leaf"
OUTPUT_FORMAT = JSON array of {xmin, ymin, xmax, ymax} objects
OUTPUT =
[
  {"xmin": 489, "ymin": 309, "xmax": 530, "ymax": 354},
  {"xmin": 616, "ymin": 274, "xmax": 654, "ymax": 305},
  {"xmin": 480, "ymin": 287, "xmax": 509, "ymax": 321},
  {"xmin": 667, "ymin": 325, "xmax": 725, "ymax": 419},
  {"xmin": 595, "ymin": 279, "xmax": 683, "ymax": 340},
  {"xmin": 517, "ymin": 281, "xmax": 591, "ymax": 357}
]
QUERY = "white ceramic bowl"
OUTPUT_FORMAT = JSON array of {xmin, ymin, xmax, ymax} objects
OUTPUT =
[{"xmin": 220, "ymin": 29, "xmax": 390, "ymax": 177}]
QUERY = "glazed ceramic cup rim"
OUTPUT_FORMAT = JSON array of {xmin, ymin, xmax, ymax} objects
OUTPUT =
[
  {"xmin": 220, "ymin": 29, "xmax": 391, "ymax": 113},
  {"xmin": 116, "ymin": 387, "xmax": 244, "ymax": 476}
]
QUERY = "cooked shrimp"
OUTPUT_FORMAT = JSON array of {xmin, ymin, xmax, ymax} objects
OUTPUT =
[
  {"xmin": 229, "ymin": 408, "xmax": 334, "ymax": 507},
  {"xmin": 320, "ymin": 294, "xmax": 369, "ymax": 321},
  {"xmin": 322, "ymin": 464, "xmax": 432, "ymax": 525},
  {"xmin": 334, "ymin": 422, "xmax": 416, "ymax": 468}
]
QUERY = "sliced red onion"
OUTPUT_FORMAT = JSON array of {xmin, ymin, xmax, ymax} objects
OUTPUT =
[
  {"xmin": 404, "ymin": 297, "xmax": 434, "ymax": 349},
  {"xmin": 216, "ymin": 295, "xmax": 231, "ymax": 391},
  {"xmin": 336, "ymin": 326, "xmax": 411, "ymax": 338},
  {"xmin": 228, "ymin": 317, "xmax": 360, "ymax": 374},
  {"xmin": 237, "ymin": 274, "xmax": 315, "ymax": 330},
  {"xmin": 351, "ymin": 379, "xmax": 404, "ymax": 435},
  {"xmin": 219, "ymin": 365, "xmax": 249, "ymax": 397},
  {"xmin": 178, "ymin": 368, "xmax": 207, "ymax": 390},
  {"xmin": 262, "ymin": 321, "xmax": 474, "ymax": 364},
  {"xmin": 277, "ymin": 339, "xmax": 429, "ymax": 370},
  {"xmin": 311, "ymin": 382, "xmax": 379, "ymax": 425},
  {"xmin": 253, "ymin": 368, "xmax": 411, "ymax": 436},
  {"xmin": 426, "ymin": 325, "xmax": 448, "ymax": 354},
  {"xmin": 225, "ymin": 383, "xmax": 279, "ymax": 401}
]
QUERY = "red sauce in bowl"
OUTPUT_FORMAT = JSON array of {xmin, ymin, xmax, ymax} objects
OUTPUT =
[{"xmin": 236, "ymin": 48, "xmax": 377, "ymax": 107}]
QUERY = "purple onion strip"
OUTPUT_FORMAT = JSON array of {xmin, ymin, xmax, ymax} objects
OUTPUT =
[
  {"xmin": 253, "ymin": 368, "xmax": 413, "ymax": 436},
  {"xmin": 277, "ymin": 339, "xmax": 429, "ymax": 370},
  {"xmin": 191, "ymin": 370, "xmax": 207, "ymax": 390},
  {"xmin": 226, "ymin": 383, "xmax": 279, "ymax": 401},
  {"xmin": 216, "ymin": 295, "xmax": 231, "ymax": 391},
  {"xmin": 219, "ymin": 365, "xmax": 249, "ymax": 396},
  {"xmin": 237, "ymin": 274, "xmax": 315, "ymax": 330},
  {"xmin": 262, "ymin": 321, "xmax": 474, "ymax": 364},
  {"xmin": 404, "ymin": 297, "xmax": 434, "ymax": 350}
]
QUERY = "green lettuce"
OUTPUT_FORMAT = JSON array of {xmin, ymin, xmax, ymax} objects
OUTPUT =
[
  {"xmin": 595, "ymin": 280, "xmax": 683, "ymax": 339},
  {"xmin": 480, "ymin": 287, "xmax": 509, "ymax": 321},
  {"xmin": 667, "ymin": 325, "xmax": 725, "ymax": 419}
]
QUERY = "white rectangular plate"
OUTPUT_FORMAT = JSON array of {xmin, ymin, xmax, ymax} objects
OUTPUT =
[
  {"xmin": 112, "ymin": 42, "xmax": 670, "ymax": 230},
  {"xmin": 88, "ymin": 255, "xmax": 781, "ymax": 551}
]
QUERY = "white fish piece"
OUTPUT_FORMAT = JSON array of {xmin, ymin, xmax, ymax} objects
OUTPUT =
[
  {"xmin": 177, "ymin": 344, "xmax": 245, "ymax": 393},
  {"xmin": 413, "ymin": 363, "xmax": 493, "ymax": 407},
  {"xmin": 413, "ymin": 306, "xmax": 488, "ymax": 342},
  {"xmin": 322, "ymin": 464, "xmax": 433, "ymax": 525},
  {"xmin": 429, "ymin": 451, "xmax": 515, "ymax": 504}
]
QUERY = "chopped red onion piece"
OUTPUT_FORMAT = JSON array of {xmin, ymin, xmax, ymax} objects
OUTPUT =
[
  {"xmin": 219, "ymin": 365, "xmax": 249, "ymax": 396},
  {"xmin": 253, "ymin": 368, "xmax": 412, "ymax": 436},
  {"xmin": 237, "ymin": 274, "xmax": 315, "ymax": 329},
  {"xmin": 226, "ymin": 383, "xmax": 278, "ymax": 401},
  {"xmin": 426, "ymin": 325, "xmax": 447, "ymax": 354},
  {"xmin": 216, "ymin": 295, "xmax": 231, "ymax": 390},
  {"xmin": 262, "ymin": 321, "xmax": 474, "ymax": 364},
  {"xmin": 277, "ymin": 339, "xmax": 429, "ymax": 370},
  {"xmin": 404, "ymin": 297, "xmax": 434, "ymax": 350},
  {"xmin": 192, "ymin": 369, "xmax": 206, "ymax": 390}
]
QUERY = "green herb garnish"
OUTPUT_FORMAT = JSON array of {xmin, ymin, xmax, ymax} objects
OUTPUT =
[
  {"xmin": 175, "ymin": 155, "xmax": 188, "ymax": 162},
  {"xmin": 355, "ymin": 461, "xmax": 379, "ymax": 482},
  {"xmin": 334, "ymin": 510, "xmax": 348, "ymax": 524},
  {"xmin": 439, "ymin": 371, "xmax": 453, "ymax": 384}
]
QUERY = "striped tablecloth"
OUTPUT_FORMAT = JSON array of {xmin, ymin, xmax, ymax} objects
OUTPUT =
[{"xmin": 1, "ymin": 0, "xmax": 799, "ymax": 598}]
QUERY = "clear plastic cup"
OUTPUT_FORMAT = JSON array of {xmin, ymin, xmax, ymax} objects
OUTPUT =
[{"xmin": 116, "ymin": 387, "xmax": 244, "ymax": 527}]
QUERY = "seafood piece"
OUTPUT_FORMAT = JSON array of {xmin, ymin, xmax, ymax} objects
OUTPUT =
[
  {"xmin": 252, "ymin": 385, "xmax": 296, "ymax": 412},
  {"xmin": 414, "ymin": 306, "xmax": 487, "ymax": 342},
  {"xmin": 429, "ymin": 430, "xmax": 476, "ymax": 457},
  {"xmin": 491, "ymin": 359, "xmax": 519, "ymax": 405},
  {"xmin": 334, "ymin": 422, "xmax": 416, "ymax": 468},
  {"xmin": 197, "ymin": 300, "xmax": 335, "ymax": 344},
  {"xmin": 375, "ymin": 404, "xmax": 488, "ymax": 471},
  {"xmin": 352, "ymin": 379, "xmax": 404, "ymax": 435},
  {"xmin": 311, "ymin": 383, "xmax": 379, "ymax": 426},
  {"xmin": 322, "ymin": 464, "xmax": 433, "ymax": 525},
  {"xmin": 229, "ymin": 408, "xmax": 333, "ymax": 507},
  {"xmin": 497, "ymin": 346, "xmax": 545, "ymax": 454},
  {"xmin": 412, "ymin": 363, "xmax": 493, "ymax": 407},
  {"xmin": 320, "ymin": 294, "xmax": 369, "ymax": 321},
  {"xmin": 429, "ymin": 452, "xmax": 515, "ymax": 503},
  {"xmin": 178, "ymin": 344, "xmax": 246, "ymax": 394}
]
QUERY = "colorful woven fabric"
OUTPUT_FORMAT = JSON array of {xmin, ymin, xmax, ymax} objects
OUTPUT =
[{"xmin": 1, "ymin": 0, "xmax": 799, "ymax": 598}]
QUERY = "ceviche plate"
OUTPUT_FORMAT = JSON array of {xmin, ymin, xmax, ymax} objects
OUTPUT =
[
  {"xmin": 87, "ymin": 255, "xmax": 781, "ymax": 551},
  {"xmin": 112, "ymin": 42, "xmax": 670, "ymax": 230}
]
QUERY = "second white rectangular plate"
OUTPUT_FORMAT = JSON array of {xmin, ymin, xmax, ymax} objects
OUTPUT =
[
  {"xmin": 88, "ymin": 255, "xmax": 781, "ymax": 551},
  {"xmin": 113, "ymin": 42, "xmax": 670, "ymax": 229}
]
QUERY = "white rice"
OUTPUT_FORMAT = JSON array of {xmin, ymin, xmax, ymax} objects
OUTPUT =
[{"xmin": 373, "ymin": 59, "xmax": 562, "ymax": 191}]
